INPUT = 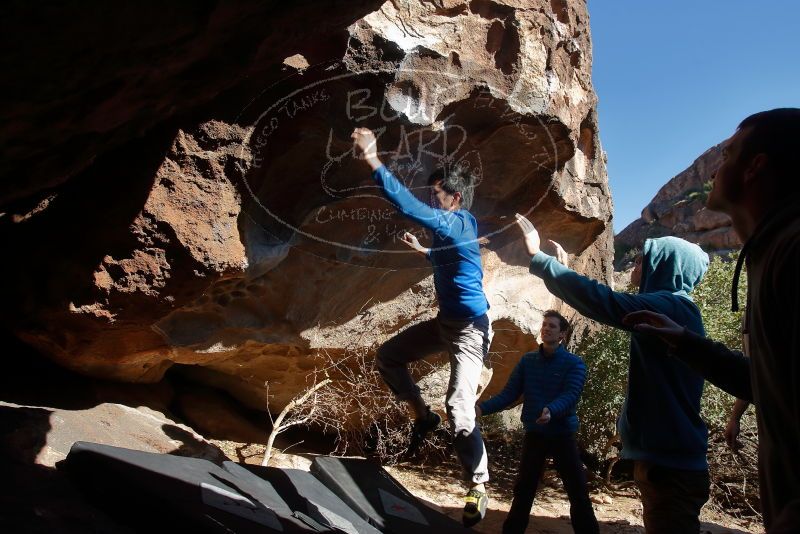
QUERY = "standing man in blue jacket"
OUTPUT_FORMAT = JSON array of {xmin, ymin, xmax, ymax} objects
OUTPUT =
[
  {"xmin": 515, "ymin": 214, "xmax": 710, "ymax": 534},
  {"xmin": 352, "ymin": 128, "xmax": 493, "ymax": 527},
  {"xmin": 477, "ymin": 309, "xmax": 599, "ymax": 534}
]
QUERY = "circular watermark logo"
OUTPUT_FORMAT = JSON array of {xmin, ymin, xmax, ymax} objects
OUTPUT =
[{"xmin": 233, "ymin": 61, "xmax": 562, "ymax": 265}]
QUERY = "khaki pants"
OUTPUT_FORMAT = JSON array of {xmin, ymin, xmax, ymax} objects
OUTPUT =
[
  {"xmin": 634, "ymin": 461, "xmax": 710, "ymax": 534},
  {"xmin": 377, "ymin": 314, "xmax": 492, "ymax": 484}
]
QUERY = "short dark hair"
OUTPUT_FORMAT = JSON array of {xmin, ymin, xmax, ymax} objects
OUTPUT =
[
  {"xmin": 543, "ymin": 309, "xmax": 570, "ymax": 333},
  {"xmin": 427, "ymin": 164, "xmax": 476, "ymax": 210},
  {"xmin": 738, "ymin": 108, "xmax": 800, "ymax": 190}
]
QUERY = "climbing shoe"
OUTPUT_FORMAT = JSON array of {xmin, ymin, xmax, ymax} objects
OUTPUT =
[
  {"xmin": 462, "ymin": 488, "xmax": 488, "ymax": 527},
  {"xmin": 406, "ymin": 408, "xmax": 441, "ymax": 456}
]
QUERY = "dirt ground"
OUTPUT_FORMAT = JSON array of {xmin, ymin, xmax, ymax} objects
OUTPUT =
[{"xmin": 384, "ymin": 460, "xmax": 761, "ymax": 534}]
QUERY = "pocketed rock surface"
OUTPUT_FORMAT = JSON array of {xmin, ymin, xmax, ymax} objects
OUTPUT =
[{"xmin": 2, "ymin": 0, "xmax": 613, "ymax": 415}]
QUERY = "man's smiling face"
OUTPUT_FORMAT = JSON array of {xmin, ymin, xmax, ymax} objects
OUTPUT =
[{"xmin": 540, "ymin": 316, "xmax": 565, "ymax": 346}]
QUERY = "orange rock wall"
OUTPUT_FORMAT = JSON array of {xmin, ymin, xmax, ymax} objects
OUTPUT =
[{"xmin": 1, "ymin": 0, "xmax": 613, "ymax": 414}]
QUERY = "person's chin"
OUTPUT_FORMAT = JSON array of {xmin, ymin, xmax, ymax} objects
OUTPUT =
[
  {"xmin": 705, "ymin": 187, "xmax": 729, "ymax": 213},
  {"xmin": 706, "ymin": 200, "xmax": 730, "ymax": 215}
]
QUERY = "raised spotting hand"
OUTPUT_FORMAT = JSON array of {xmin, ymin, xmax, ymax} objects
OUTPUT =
[
  {"xmin": 514, "ymin": 213, "xmax": 541, "ymax": 256},
  {"xmin": 548, "ymin": 239, "xmax": 569, "ymax": 268}
]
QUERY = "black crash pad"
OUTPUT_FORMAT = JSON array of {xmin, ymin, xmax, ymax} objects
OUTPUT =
[
  {"xmin": 310, "ymin": 456, "xmax": 471, "ymax": 533},
  {"xmin": 63, "ymin": 441, "xmax": 338, "ymax": 533},
  {"xmin": 239, "ymin": 464, "xmax": 383, "ymax": 534}
]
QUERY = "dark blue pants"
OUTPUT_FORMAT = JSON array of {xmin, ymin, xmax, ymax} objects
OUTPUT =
[{"xmin": 503, "ymin": 432, "xmax": 599, "ymax": 534}]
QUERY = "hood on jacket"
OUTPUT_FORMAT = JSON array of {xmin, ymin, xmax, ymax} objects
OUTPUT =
[{"xmin": 639, "ymin": 236, "xmax": 709, "ymax": 296}]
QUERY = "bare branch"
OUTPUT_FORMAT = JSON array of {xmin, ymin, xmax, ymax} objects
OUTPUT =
[{"xmin": 262, "ymin": 378, "xmax": 331, "ymax": 466}]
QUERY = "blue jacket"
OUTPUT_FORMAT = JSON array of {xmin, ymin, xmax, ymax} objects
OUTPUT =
[
  {"xmin": 529, "ymin": 236, "xmax": 710, "ymax": 470},
  {"xmin": 479, "ymin": 345, "xmax": 586, "ymax": 435},
  {"xmin": 373, "ymin": 166, "xmax": 488, "ymax": 320}
]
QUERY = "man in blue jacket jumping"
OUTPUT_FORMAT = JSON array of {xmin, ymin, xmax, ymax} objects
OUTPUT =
[
  {"xmin": 477, "ymin": 309, "xmax": 599, "ymax": 534},
  {"xmin": 352, "ymin": 128, "xmax": 493, "ymax": 527},
  {"xmin": 515, "ymin": 214, "xmax": 710, "ymax": 534}
]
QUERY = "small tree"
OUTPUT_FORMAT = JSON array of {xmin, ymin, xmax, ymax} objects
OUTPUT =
[
  {"xmin": 262, "ymin": 377, "xmax": 332, "ymax": 466},
  {"xmin": 574, "ymin": 324, "xmax": 629, "ymax": 462}
]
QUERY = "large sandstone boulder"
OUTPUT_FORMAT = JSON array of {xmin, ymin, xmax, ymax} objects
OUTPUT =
[{"xmin": 1, "ymin": 1, "xmax": 613, "ymax": 415}]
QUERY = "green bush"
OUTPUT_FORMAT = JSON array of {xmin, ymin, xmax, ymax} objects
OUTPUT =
[
  {"xmin": 693, "ymin": 252, "xmax": 748, "ymax": 429},
  {"xmin": 686, "ymin": 190, "xmax": 705, "ymax": 203},
  {"xmin": 575, "ymin": 325, "xmax": 630, "ymax": 459},
  {"xmin": 682, "ymin": 180, "xmax": 713, "ymax": 205},
  {"xmin": 693, "ymin": 253, "xmax": 746, "ymax": 348},
  {"xmin": 613, "ymin": 242, "xmax": 634, "ymax": 266}
]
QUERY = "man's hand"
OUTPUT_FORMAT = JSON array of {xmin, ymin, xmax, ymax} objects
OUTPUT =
[
  {"xmin": 547, "ymin": 239, "xmax": 569, "ymax": 268},
  {"xmin": 400, "ymin": 232, "xmax": 429, "ymax": 255},
  {"xmin": 622, "ymin": 310, "xmax": 686, "ymax": 347},
  {"xmin": 351, "ymin": 127, "xmax": 382, "ymax": 171},
  {"xmin": 724, "ymin": 398, "xmax": 748, "ymax": 450},
  {"xmin": 475, "ymin": 405, "xmax": 483, "ymax": 418},
  {"xmin": 724, "ymin": 416, "xmax": 743, "ymax": 450},
  {"xmin": 535, "ymin": 406, "xmax": 551, "ymax": 424},
  {"xmin": 514, "ymin": 213, "xmax": 541, "ymax": 256}
]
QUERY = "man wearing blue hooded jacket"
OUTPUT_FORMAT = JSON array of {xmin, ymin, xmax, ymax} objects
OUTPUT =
[{"xmin": 514, "ymin": 214, "xmax": 710, "ymax": 534}]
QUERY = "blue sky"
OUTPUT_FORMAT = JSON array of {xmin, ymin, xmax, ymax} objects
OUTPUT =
[{"xmin": 587, "ymin": 1, "xmax": 800, "ymax": 233}]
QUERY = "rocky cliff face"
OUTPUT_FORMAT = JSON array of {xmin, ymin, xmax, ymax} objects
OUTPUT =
[
  {"xmin": 1, "ymin": 0, "xmax": 613, "ymax": 414},
  {"xmin": 615, "ymin": 143, "xmax": 740, "ymax": 267}
]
